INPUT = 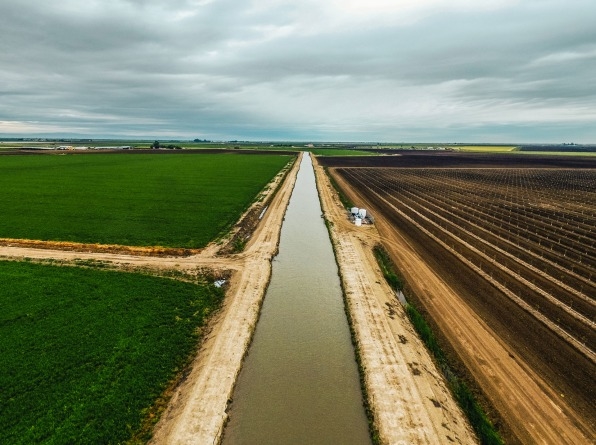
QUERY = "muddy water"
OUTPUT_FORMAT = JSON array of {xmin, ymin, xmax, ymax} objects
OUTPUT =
[{"xmin": 222, "ymin": 153, "xmax": 371, "ymax": 445}]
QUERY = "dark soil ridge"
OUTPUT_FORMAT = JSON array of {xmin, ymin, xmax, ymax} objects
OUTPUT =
[{"xmin": 318, "ymin": 151, "xmax": 596, "ymax": 169}]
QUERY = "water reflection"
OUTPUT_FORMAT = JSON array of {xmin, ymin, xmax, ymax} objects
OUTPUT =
[{"xmin": 222, "ymin": 153, "xmax": 371, "ymax": 445}]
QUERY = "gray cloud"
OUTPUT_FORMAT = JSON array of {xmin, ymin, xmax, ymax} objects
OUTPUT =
[{"xmin": 1, "ymin": 0, "xmax": 595, "ymax": 142}]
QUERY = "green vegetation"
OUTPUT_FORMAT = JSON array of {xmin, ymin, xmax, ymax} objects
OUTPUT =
[
  {"xmin": 232, "ymin": 236, "xmax": 247, "ymax": 253},
  {"xmin": 373, "ymin": 245, "xmax": 503, "ymax": 445},
  {"xmin": 324, "ymin": 167, "xmax": 354, "ymax": 209},
  {"xmin": 404, "ymin": 304, "xmax": 446, "ymax": 363},
  {"xmin": 372, "ymin": 245, "xmax": 403, "ymax": 292},
  {"xmin": 0, "ymin": 153, "xmax": 292, "ymax": 248},
  {"xmin": 0, "ymin": 260, "xmax": 224, "ymax": 444},
  {"xmin": 404, "ymin": 304, "xmax": 503, "ymax": 445}
]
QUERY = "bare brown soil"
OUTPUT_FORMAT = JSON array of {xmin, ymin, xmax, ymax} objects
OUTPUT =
[
  {"xmin": 318, "ymin": 150, "xmax": 596, "ymax": 169},
  {"xmin": 327, "ymin": 161, "xmax": 596, "ymax": 444},
  {"xmin": 0, "ymin": 238, "xmax": 200, "ymax": 257}
]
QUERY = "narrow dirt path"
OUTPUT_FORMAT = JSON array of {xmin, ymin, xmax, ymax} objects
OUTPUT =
[{"xmin": 313, "ymin": 158, "xmax": 477, "ymax": 445}]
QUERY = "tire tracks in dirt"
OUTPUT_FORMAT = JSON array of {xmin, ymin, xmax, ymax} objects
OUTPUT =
[{"xmin": 313, "ymin": 158, "xmax": 477, "ymax": 445}]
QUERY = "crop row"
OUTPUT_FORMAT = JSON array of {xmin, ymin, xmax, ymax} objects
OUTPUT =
[
  {"xmin": 338, "ymin": 168, "xmax": 596, "ymax": 363},
  {"xmin": 375, "ymin": 172, "xmax": 596, "ymax": 305},
  {"xmin": 352, "ymin": 169, "xmax": 596, "ymax": 295}
]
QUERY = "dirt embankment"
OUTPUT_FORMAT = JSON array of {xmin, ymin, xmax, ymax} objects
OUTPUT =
[
  {"xmin": 312, "ymin": 157, "xmax": 477, "ymax": 445},
  {"xmin": 327, "ymin": 166, "xmax": 595, "ymax": 445},
  {"xmin": 147, "ymin": 152, "xmax": 302, "ymax": 444},
  {"xmin": 0, "ymin": 238, "xmax": 199, "ymax": 257}
]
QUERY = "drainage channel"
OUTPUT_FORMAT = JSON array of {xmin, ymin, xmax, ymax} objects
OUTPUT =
[{"xmin": 222, "ymin": 153, "xmax": 371, "ymax": 445}]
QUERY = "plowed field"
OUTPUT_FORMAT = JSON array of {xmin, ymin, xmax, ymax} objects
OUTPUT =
[{"xmin": 321, "ymin": 153, "xmax": 596, "ymax": 444}]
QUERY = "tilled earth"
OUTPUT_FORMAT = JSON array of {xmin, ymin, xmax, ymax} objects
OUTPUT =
[{"xmin": 322, "ymin": 152, "xmax": 596, "ymax": 444}]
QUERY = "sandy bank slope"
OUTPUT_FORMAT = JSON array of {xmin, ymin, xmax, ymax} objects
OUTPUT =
[
  {"xmin": 312, "ymin": 157, "xmax": 476, "ymax": 445},
  {"xmin": 149, "ymin": 153, "xmax": 302, "ymax": 445}
]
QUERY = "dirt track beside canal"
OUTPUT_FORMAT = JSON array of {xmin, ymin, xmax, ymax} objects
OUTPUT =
[
  {"xmin": 313, "ymin": 157, "xmax": 477, "ymax": 444},
  {"xmin": 325, "ymin": 162, "xmax": 595, "ymax": 445}
]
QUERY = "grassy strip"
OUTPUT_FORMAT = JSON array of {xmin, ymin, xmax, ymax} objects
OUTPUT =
[
  {"xmin": 404, "ymin": 304, "xmax": 503, "ymax": 445},
  {"xmin": 0, "ymin": 260, "xmax": 224, "ymax": 444},
  {"xmin": 323, "ymin": 166, "xmax": 355, "ymax": 209},
  {"xmin": 373, "ymin": 245, "xmax": 503, "ymax": 445},
  {"xmin": 453, "ymin": 146, "xmax": 517, "ymax": 152},
  {"xmin": 372, "ymin": 245, "xmax": 403, "ymax": 292},
  {"xmin": 0, "ymin": 153, "xmax": 291, "ymax": 248}
]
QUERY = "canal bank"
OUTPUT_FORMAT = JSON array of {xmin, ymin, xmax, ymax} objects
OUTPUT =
[
  {"xmin": 314, "ymin": 158, "xmax": 478, "ymax": 444},
  {"xmin": 222, "ymin": 153, "xmax": 371, "ymax": 445},
  {"xmin": 149, "ymin": 154, "xmax": 302, "ymax": 445}
]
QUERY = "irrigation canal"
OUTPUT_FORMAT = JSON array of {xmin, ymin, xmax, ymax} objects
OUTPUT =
[{"xmin": 222, "ymin": 153, "xmax": 371, "ymax": 444}]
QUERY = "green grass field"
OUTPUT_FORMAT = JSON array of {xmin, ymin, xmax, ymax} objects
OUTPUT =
[
  {"xmin": 0, "ymin": 153, "xmax": 292, "ymax": 247},
  {"xmin": 0, "ymin": 260, "xmax": 224, "ymax": 444}
]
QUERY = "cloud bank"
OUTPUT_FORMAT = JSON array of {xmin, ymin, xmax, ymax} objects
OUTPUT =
[{"xmin": 1, "ymin": 0, "xmax": 595, "ymax": 142}]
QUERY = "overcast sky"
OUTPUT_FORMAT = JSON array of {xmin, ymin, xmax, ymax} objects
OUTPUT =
[{"xmin": 1, "ymin": 0, "xmax": 595, "ymax": 142}]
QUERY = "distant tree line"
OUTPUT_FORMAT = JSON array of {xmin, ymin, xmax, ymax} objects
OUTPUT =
[{"xmin": 152, "ymin": 141, "xmax": 182, "ymax": 149}]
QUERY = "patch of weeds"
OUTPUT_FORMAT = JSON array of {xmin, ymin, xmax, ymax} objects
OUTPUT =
[
  {"xmin": 373, "ymin": 245, "xmax": 403, "ymax": 292},
  {"xmin": 324, "ymin": 166, "xmax": 354, "ymax": 209},
  {"xmin": 232, "ymin": 237, "xmax": 247, "ymax": 253},
  {"xmin": 373, "ymin": 245, "xmax": 503, "ymax": 445}
]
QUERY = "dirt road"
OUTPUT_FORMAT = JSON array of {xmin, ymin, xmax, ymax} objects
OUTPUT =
[
  {"xmin": 328, "ymin": 166, "xmax": 594, "ymax": 444},
  {"xmin": 146, "ymin": 152, "xmax": 302, "ymax": 445},
  {"xmin": 313, "ymin": 158, "xmax": 477, "ymax": 445}
]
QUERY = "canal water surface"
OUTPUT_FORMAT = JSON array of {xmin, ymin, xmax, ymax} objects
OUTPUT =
[{"xmin": 222, "ymin": 153, "xmax": 371, "ymax": 444}]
